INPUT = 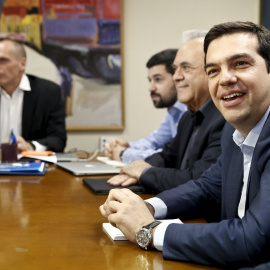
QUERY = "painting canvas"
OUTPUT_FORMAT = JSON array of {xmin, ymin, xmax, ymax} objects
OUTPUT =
[
  {"xmin": 261, "ymin": 0, "xmax": 270, "ymax": 30},
  {"xmin": 0, "ymin": 0, "xmax": 124, "ymax": 130}
]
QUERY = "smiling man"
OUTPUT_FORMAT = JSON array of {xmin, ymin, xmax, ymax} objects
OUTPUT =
[{"xmin": 100, "ymin": 22, "xmax": 270, "ymax": 269}]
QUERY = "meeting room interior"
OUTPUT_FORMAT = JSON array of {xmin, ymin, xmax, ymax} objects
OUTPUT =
[{"xmin": 0, "ymin": 0, "xmax": 266, "ymax": 269}]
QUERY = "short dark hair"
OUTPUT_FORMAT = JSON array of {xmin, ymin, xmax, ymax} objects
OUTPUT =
[
  {"xmin": 146, "ymin": 49, "xmax": 178, "ymax": 75},
  {"xmin": 204, "ymin": 21, "xmax": 270, "ymax": 73}
]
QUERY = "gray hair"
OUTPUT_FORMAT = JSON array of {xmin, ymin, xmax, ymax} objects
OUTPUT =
[{"xmin": 181, "ymin": 29, "xmax": 208, "ymax": 44}]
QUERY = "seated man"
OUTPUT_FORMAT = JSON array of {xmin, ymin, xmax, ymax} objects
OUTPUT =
[
  {"xmin": 0, "ymin": 39, "xmax": 66, "ymax": 153},
  {"xmin": 105, "ymin": 49, "xmax": 186, "ymax": 164},
  {"xmin": 100, "ymin": 21, "xmax": 270, "ymax": 268},
  {"xmin": 108, "ymin": 34, "xmax": 225, "ymax": 193}
]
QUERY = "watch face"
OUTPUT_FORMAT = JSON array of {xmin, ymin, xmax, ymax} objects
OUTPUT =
[{"xmin": 136, "ymin": 228, "xmax": 151, "ymax": 248}]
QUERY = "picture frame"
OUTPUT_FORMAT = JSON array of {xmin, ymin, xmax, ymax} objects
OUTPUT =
[
  {"xmin": 0, "ymin": 0, "xmax": 124, "ymax": 131},
  {"xmin": 260, "ymin": 0, "xmax": 270, "ymax": 29}
]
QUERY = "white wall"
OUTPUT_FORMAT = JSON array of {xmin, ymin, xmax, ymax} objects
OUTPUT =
[{"xmin": 26, "ymin": 0, "xmax": 260, "ymax": 153}]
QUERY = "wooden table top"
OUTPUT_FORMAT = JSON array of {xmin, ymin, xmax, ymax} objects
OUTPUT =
[{"xmin": 0, "ymin": 163, "xmax": 220, "ymax": 270}]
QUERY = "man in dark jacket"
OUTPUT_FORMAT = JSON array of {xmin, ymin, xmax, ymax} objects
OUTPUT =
[{"xmin": 0, "ymin": 39, "xmax": 66, "ymax": 152}]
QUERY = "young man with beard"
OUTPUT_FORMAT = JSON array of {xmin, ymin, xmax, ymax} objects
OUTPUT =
[{"xmin": 105, "ymin": 49, "xmax": 186, "ymax": 164}]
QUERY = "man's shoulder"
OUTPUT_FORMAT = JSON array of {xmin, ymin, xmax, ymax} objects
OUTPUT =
[
  {"xmin": 257, "ymin": 113, "xmax": 270, "ymax": 145},
  {"xmin": 203, "ymin": 99, "xmax": 225, "ymax": 123},
  {"xmin": 27, "ymin": 74, "xmax": 60, "ymax": 90},
  {"xmin": 173, "ymin": 101, "xmax": 187, "ymax": 112}
]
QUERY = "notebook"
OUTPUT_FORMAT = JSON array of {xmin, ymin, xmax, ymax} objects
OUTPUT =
[
  {"xmin": 0, "ymin": 162, "xmax": 46, "ymax": 175},
  {"xmin": 103, "ymin": 219, "xmax": 182, "ymax": 240},
  {"xmin": 83, "ymin": 178, "xmax": 145, "ymax": 195},
  {"xmin": 56, "ymin": 161, "xmax": 120, "ymax": 176}
]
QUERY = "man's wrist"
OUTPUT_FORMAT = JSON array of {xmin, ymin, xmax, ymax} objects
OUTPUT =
[
  {"xmin": 27, "ymin": 141, "xmax": 36, "ymax": 150},
  {"xmin": 119, "ymin": 149, "xmax": 126, "ymax": 160},
  {"xmin": 150, "ymin": 226, "xmax": 159, "ymax": 248}
]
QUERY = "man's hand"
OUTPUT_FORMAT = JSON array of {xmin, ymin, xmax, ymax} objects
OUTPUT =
[
  {"xmin": 107, "ymin": 160, "xmax": 152, "ymax": 186},
  {"xmin": 121, "ymin": 160, "xmax": 152, "ymax": 179},
  {"xmin": 105, "ymin": 138, "xmax": 129, "ymax": 160},
  {"xmin": 107, "ymin": 174, "xmax": 138, "ymax": 186},
  {"xmin": 99, "ymin": 189, "xmax": 155, "ymax": 243},
  {"xmin": 111, "ymin": 143, "xmax": 126, "ymax": 161},
  {"xmin": 16, "ymin": 136, "xmax": 34, "ymax": 153}
]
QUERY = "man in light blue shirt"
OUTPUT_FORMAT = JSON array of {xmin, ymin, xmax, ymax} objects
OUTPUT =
[{"xmin": 105, "ymin": 49, "xmax": 186, "ymax": 164}]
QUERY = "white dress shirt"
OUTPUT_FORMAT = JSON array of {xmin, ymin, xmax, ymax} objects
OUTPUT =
[
  {"xmin": 0, "ymin": 74, "xmax": 46, "ymax": 151},
  {"xmin": 234, "ymin": 106, "xmax": 270, "ymax": 218}
]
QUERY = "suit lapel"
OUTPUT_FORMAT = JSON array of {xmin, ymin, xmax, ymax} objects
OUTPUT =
[
  {"xmin": 245, "ymin": 114, "xmax": 270, "ymax": 210},
  {"xmin": 223, "ymin": 145, "xmax": 243, "ymax": 218},
  {"xmin": 22, "ymin": 82, "xmax": 35, "ymax": 138},
  {"xmin": 176, "ymin": 111, "xmax": 195, "ymax": 168},
  {"xmin": 187, "ymin": 100, "xmax": 215, "ymax": 165}
]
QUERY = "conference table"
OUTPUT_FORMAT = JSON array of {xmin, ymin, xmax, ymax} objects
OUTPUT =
[{"xmin": 0, "ymin": 161, "xmax": 221, "ymax": 270}]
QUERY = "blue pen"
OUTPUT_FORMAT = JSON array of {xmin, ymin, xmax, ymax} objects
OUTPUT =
[{"xmin": 9, "ymin": 130, "xmax": 17, "ymax": 144}]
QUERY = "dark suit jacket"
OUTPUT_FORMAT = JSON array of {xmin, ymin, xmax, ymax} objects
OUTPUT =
[
  {"xmin": 140, "ymin": 100, "xmax": 225, "ymax": 193},
  {"xmin": 22, "ymin": 75, "xmax": 66, "ymax": 152},
  {"xmin": 156, "ymin": 116, "xmax": 270, "ymax": 268}
]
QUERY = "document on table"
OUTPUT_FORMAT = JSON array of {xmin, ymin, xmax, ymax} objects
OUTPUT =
[
  {"xmin": 18, "ymin": 151, "xmax": 57, "ymax": 163},
  {"xmin": 97, "ymin": 156, "xmax": 126, "ymax": 168},
  {"xmin": 0, "ymin": 162, "xmax": 46, "ymax": 175},
  {"xmin": 103, "ymin": 219, "xmax": 182, "ymax": 241}
]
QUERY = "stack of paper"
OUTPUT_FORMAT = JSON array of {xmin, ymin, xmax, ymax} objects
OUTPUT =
[
  {"xmin": 97, "ymin": 156, "xmax": 126, "ymax": 168},
  {"xmin": 19, "ymin": 151, "xmax": 57, "ymax": 163}
]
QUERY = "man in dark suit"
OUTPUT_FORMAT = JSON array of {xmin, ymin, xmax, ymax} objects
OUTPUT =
[
  {"xmin": 100, "ymin": 21, "xmax": 270, "ymax": 268},
  {"xmin": 107, "ymin": 36, "xmax": 225, "ymax": 193},
  {"xmin": 0, "ymin": 39, "xmax": 66, "ymax": 152}
]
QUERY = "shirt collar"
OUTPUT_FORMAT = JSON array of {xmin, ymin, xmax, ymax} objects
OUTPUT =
[
  {"xmin": 19, "ymin": 74, "xmax": 31, "ymax": 91},
  {"xmin": 187, "ymin": 98, "xmax": 211, "ymax": 118},
  {"xmin": 168, "ymin": 101, "xmax": 186, "ymax": 112},
  {"xmin": 0, "ymin": 74, "xmax": 31, "ymax": 95},
  {"xmin": 233, "ymin": 106, "xmax": 270, "ymax": 149},
  {"xmin": 168, "ymin": 101, "xmax": 187, "ymax": 118}
]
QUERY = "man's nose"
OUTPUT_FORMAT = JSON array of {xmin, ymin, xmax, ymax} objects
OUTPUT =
[
  {"xmin": 148, "ymin": 81, "xmax": 156, "ymax": 92},
  {"xmin": 173, "ymin": 68, "xmax": 184, "ymax": 82},
  {"xmin": 219, "ymin": 69, "xmax": 237, "ymax": 85}
]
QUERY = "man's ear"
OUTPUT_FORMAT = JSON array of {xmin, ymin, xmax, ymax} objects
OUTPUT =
[{"xmin": 20, "ymin": 57, "xmax": 26, "ymax": 71}]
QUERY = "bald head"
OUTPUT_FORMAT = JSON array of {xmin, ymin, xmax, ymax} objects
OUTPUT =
[
  {"xmin": 0, "ymin": 39, "xmax": 27, "ymax": 60},
  {"xmin": 0, "ymin": 39, "xmax": 27, "ymax": 94}
]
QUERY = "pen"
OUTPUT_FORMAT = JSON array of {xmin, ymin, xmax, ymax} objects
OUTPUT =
[{"xmin": 9, "ymin": 129, "xmax": 17, "ymax": 145}]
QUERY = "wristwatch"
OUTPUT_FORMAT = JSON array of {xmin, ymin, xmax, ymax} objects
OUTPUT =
[{"xmin": 136, "ymin": 221, "xmax": 161, "ymax": 250}]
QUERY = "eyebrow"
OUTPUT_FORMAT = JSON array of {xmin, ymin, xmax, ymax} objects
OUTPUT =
[
  {"xmin": 147, "ymin": 73, "xmax": 163, "ymax": 80},
  {"xmin": 151, "ymin": 74, "xmax": 163, "ymax": 78},
  {"xmin": 205, "ymin": 53, "xmax": 255, "ymax": 70},
  {"xmin": 172, "ymin": 61, "xmax": 192, "ymax": 68}
]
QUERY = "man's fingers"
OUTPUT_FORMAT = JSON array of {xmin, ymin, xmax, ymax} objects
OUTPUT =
[
  {"xmin": 107, "ymin": 174, "xmax": 129, "ymax": 186},
  {"xmin": 99, "ymin": 204, "xmax": 108, "ymax": 217},
  {"xmin": 106, "ymin": 188, "xmax": 136, "ymax": 205},
  {"xmin": 121, "ymin": 177, "xmax": 138, "ymax": 187}
]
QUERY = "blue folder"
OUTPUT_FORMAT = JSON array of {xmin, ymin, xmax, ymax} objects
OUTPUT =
[{"xmin": 0, "ymin": 162, "xmax": 46, "ymax": 175}]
